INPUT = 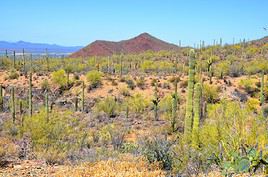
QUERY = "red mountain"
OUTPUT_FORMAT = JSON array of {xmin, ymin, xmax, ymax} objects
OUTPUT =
[{"xmin": 70, "ymin": 33, "xmax": 179, "ymax": 57}]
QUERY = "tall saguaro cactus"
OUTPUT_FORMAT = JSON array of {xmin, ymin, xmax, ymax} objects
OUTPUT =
[
  {"xmin": 81, "ymin": 81, "xmax": 85, "ymax": 112},
  {"xmin": 22, "ymin": 48, "xmax": 26, "ymax": 73},
  {"xmin": 0, "ymin": 85, "xmax": 3, "ymax": 112},
  {"xmin": 192, "ymin": 83, "xmax": 202, "ymax": 147},
  {"xmin": 120, "ymin": 55, "xmax": 123, "ymax": 77},
  {"xmin": 184, "ymin": 49, "xmax": 196, "ymax": 138},
  {"xmin": 13, "ymin": 51, "xmax": 16, "ymax": 69},
  {"xmin": 152, "ymin": 81, "xmax": 160, "ymax": 121},
  {"xmin": 29, "ymin": 72, "xmax": 33, "ymax": 117},
  {"xmin": 171, "ymin": 77, "xmax": 179, "ymax": 132},
  {"xmin": 11, "ymin": 87, "xmax": 16, "ymax": 123},
  {"xmin": 260, "ymin": 70, "xmax": 265, "ymax": 106},
  {"xmin": 46, "ymin": 48, "xmax": 49, "ymax": 72},
  {"xmin": 207, "ymin": 57, "xmax": 213, "ymax": 84},
  {"xmin": 45, "ymin": 91, "xmax": 49, "ymax": 122}
]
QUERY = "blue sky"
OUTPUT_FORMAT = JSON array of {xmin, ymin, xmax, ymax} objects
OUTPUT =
[{"xmin": 1, "ymin": 0, "xmax": 268, "ymax": 47}]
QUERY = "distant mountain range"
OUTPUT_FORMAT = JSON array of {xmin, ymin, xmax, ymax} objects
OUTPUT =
[
  {"xmin": 0, "ymin": 41, "xmax": 83, "ymax": 54},
  {"xmin": 70, "ymin": 33, "xmax": 180, "ymax": 58}
]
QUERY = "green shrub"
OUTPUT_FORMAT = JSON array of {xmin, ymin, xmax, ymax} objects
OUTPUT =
[
  {"xmin": 41, "ymin": 79, "xmax": 50, "ymax": 91},
  {"xmin": 94, "ymin": 96, "xmax": 118, "ymax": 117},
  {"xmin": 20, "ymin": 109, "xmax": 85, "ymax": 164},
  {"xmin": 8, "ymin": 69, "xmax": 19, "ymax": 80},
  {"xmin": 0, "ymin": 137, "xmax": 18, "ymax": 166},
  {"xmin": 125, "ymin": 78, "xmax": 136, "ymax": 90},
  {"xmin": 51, "ymin": 69, "xmax": 67, "ymax": 87},
  {"xmin": 136, "ymin": 77, "xmax": 146, "ymax": 89},
  {"xmin": 127, "ymin": 94, "xmax": 149, "ymax": 114},
  {"xmin": 239, "ymin": 78, "xmax": 257, "ymax": 95},
  {"xmin": 141, "ymin": 136, "xmax": 174, "ymax": 170},
  {"xmin": 203, "ymin": 84, "xmax": 220, "ymax": 103},
  {"xmin": 86, "ymin": 70, "xmax": 103, "ymax": 88},
  {"xmin": 245, "ymin": 97, "xmax": 260, "ymax": 112}
]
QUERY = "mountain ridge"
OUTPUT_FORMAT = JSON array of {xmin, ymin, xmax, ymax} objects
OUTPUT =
[
  {"xmin": 0, "ymin": 41, "xmax": 83, "ymax": 54},
  {"xmin": 70, "ymin": 33, "xmax": 180, "ymax": 57}
]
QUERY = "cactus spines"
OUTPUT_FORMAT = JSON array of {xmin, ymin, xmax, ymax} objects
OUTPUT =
[
  {"xmin": 260, "ymin": 70, "xmax": 265, "ymax": 106},
  {"xmin": 11, "ymin": 86, "xmax": 15, "ymax": 123},
  {"xmin": 81, "ymin": 81, "xmax": 85, "ymax": 112},
  {"xmin": 184, "ymin": 49, "xmax": 195, "ymax": 138},
  {"xmin": 29, "ymin": 72, "xmax": 33, "ymax": 117},
  {"xmin": 0, "ymin": 85, "xmax": 3, "ymax": 112},
  {"xmin": 192, "ymin": 83, "xmax": 202, "ymax": 147}
]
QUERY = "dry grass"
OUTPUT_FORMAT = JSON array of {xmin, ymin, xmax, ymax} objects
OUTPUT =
[{"xmin": 54, "ymin": 156, "xmax": 165, "ymax": 177}]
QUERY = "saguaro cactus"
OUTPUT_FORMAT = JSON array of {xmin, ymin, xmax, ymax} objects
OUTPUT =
[
  {"xmin": 13, "ymin": 51, "xmax": 16, "ymax": 69},
  {"xmin": 45, "ymin": 91, "xmax": 49, "ymax": 122},
  {"xmin": 81, "ymin": 81, "xmax": 85, "ymax": 112},
  {"xmin": 171, "ymin": 79, "xmax": 179, "ymax": 132},
  {"xmin": 74, "ymin": 96, "xmax": 78, "ymax": 112},
  {"xmin": 260, "ymin": 70, "xmax": 265, "ymax": 106},
  {"xmin": 184, "ymin": 49, "xmax": 195, "ymax": 138},
  {"xmin": 29, "ymin": 72, "xmax": 33, "ymax": 117},
  {"xmin": 22, "ymin": 48, "xmax": 26, "ymax": 73},
  {"xmin": 207, "ymin": 57, "xmax": 213, "ymax": 84},
  {"xmin": 152, "ymin": 82, "xmax": 160, "ymax": 121},
  {"xmin": 120, "ymin": 55, "xmax": 123, "ymax": 77},
  {"xmin": 192, "ymin": 83, "xmax": 202, "ymax": 147},
  {"xmin": 11, "ymin": 87, "xmax": 15, "ymax": 123},
  {"xmin": 126, "ymin": 102, "xmax": 129, "ymax": 119},
  {"xmin": 46, "ymin": 48, "xmax": 49, "ymax": 72},
  {"xmin": 0, "ymin": 85, "xmax": 3, "ymax": 112}
]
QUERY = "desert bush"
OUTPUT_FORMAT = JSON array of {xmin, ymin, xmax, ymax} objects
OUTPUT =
[
  {"xmin": 199, "ymin": 100, "xmax": 268, "ymax": 174},
  {"xmin": 8, "ymin": 69, "xmax": 19, "ymax": 80},
  {"xmin": 20, "ymin": 109, "xmax": 86, "ymax": 164},
  {"xmin": 239, "ymin": 78, "xmax": 257, "ymax": 95},
  {"xmin": 127, "ymin": 94, "xmax": 149, "ymax": 114},
  {"xmin": 203, "ymin": 84, "xmax": 220, "ymax": 103},
  {"xmin": 125, "ymin": 78, "xmax": 136, "ymax": 90},
  {"xmin": 141, "ymin": 136, "xmax": 174, "ymax": 170},
  {"xmin": 119, "ymin": 86, "xmax": 131, "ymax": 97},
  {"xmin": 51, "ymin": 69, "xmax": 67, "ymax": 87},
  {"xmin": 94, "ymin": 96, "xmax": 118, "ymax": 117},
  {"xmin": 0, "ymin": 137, "xmax": 18, "ymax": 166},
  {"xmin": 229, "ymin": 62, "xmax": 243, "ymax": 77},
  {"xmin": 86, "ymin": 70, "xmax": 103, "ymax": 89},
  {"xmin": 141, "ymin": 60, "xmax": 156, "ymax": 73},
  {"xmin": 246, "ymin": 97, "xmax": 260, "ymax": 112},
  {"xmin": 136, "ymin": 77, "xmax": 146, "ymax": 89},
  {"xmin": 41, "ymin": 79, "xmax": 50, "ymax": 91},
  {"xmin": 120, "ymin": 142, "xmax": 139, "ymax": 154}
]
